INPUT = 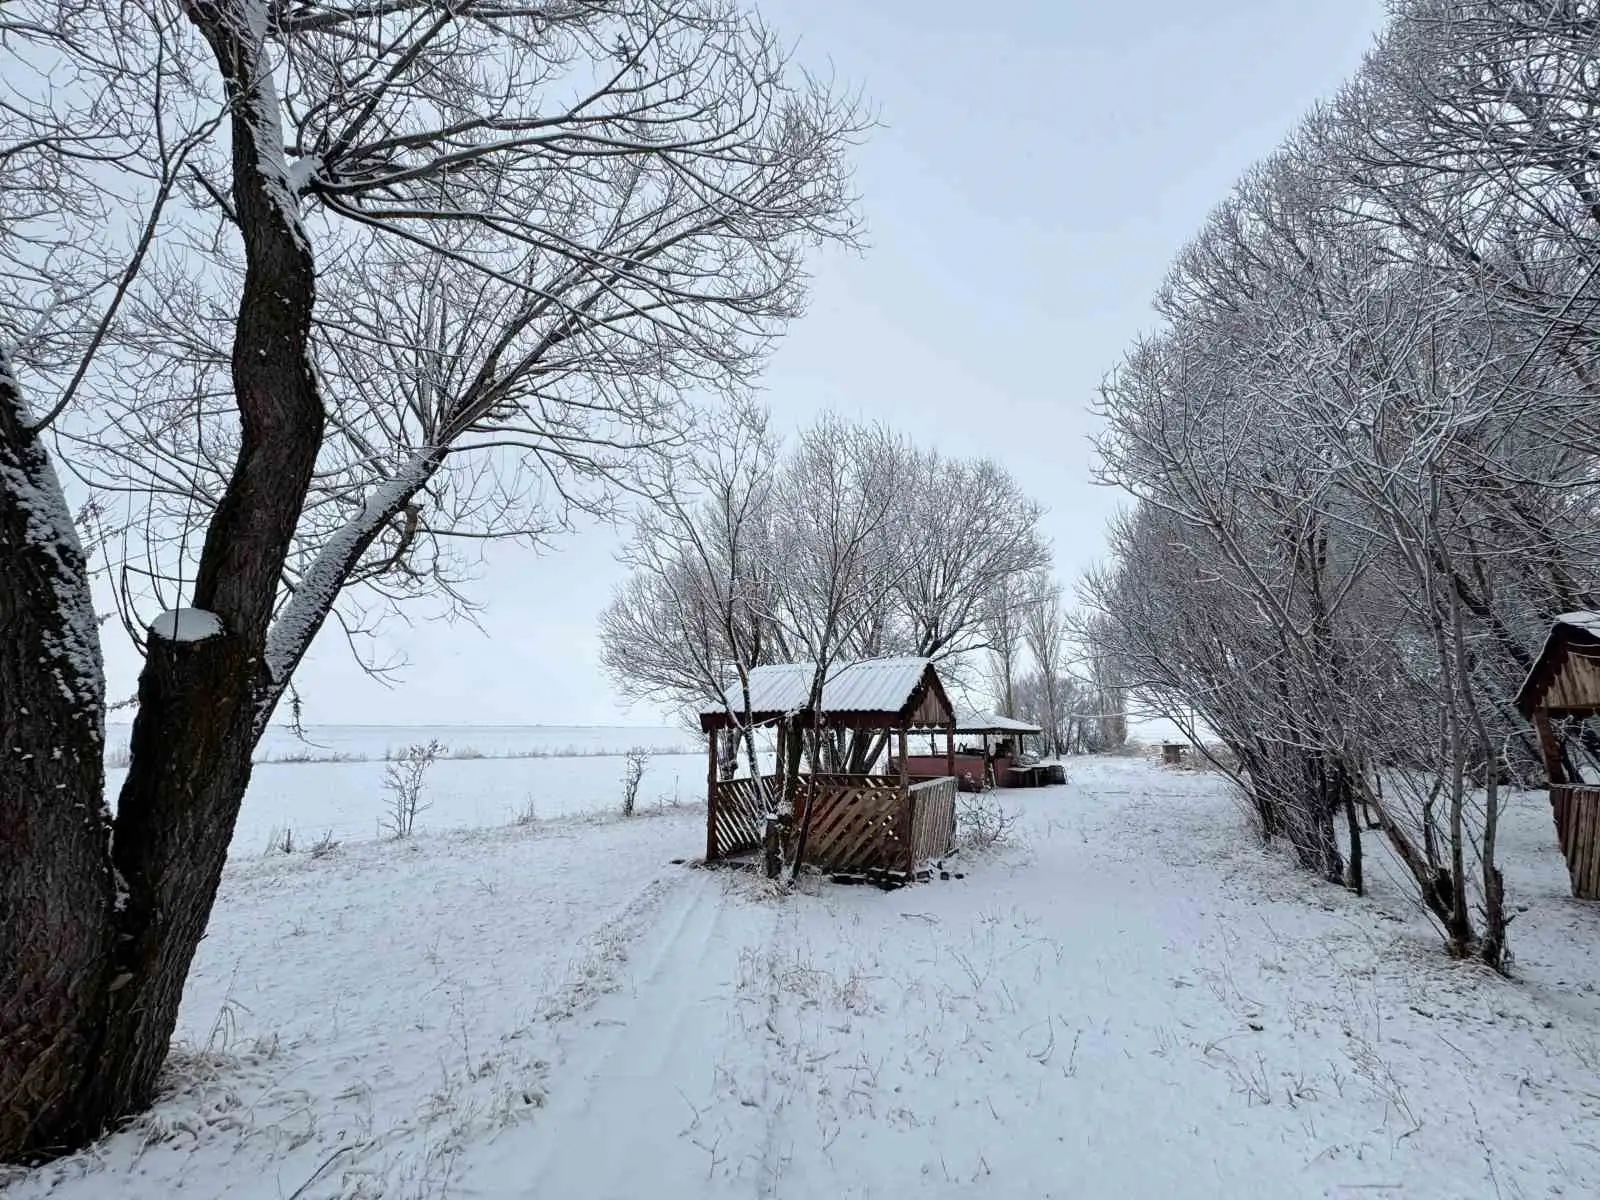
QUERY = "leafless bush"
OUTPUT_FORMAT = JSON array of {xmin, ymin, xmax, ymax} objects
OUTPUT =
[
  {"xmin": 621, "ymin": 748, "xmax": 650, "ymax": 817},
  {"xmin": 264, "ymin": 826, "xmax": 295, "ymax": 856},
  {"xmin": 955, "ymin": 791, "xmax": 1020, "ymax": 852},
  {"xmin": 382, "ymin": 740, "xmax": 443, "ymax": 838},
  {"xmin": 309, "ymin": 831, "xmax": 340, "ymax": 859},
  {"xmin": 513, "ymin": 796, "xmax": 538, "ymax": 827}
]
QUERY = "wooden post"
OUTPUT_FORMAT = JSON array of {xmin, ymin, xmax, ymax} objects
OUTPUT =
[
  {"xmin": 1533, "ymin": 710, "xmax": 1567, "ymax": 787},
  {"xmin": 945, "ymin": 725, "xmax": 956, "ymax": 783},
  {"xmin": 705, "ymin": 732, "xmax": 719, "ymax": 862},
  {"xmin": 904, "ymin": 783, "xmax": 918, "ymax": 875},
  {"xmin": 898, "ymin": 726, "xmax": 913, "ymax": 874}
]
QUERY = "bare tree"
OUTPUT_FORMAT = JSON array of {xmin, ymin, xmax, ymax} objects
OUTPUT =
[
  {"xmin": 1086, "ymin": 0, "xmax": 1600, "ymax": 970},
  {"xmin": 600, "ymin": 399, "xmax": 783, "ymax": 780},
  {"xmin": 768, "ymin": 418, "xmax": 908, "ymax": 873},
  {"xmin": 983, "ymin": 573, "xmax": 1029, "ymax": 719},
  {"xmin": 601, "ymin": 412, "xmax": 1051, "ymax": 776},
  {"xmin": 1, "ymin": 0, "xmax": 862, "ymax": 1159},
  {"xmin": 1023, "ymin": 573, "xmax": 1068, "ymax": 756}
]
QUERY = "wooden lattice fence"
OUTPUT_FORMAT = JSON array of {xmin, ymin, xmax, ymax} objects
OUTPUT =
[
  {"xmin": 799, "ymin": 775, "xmax": 905, "ymax": 873},
  {"xmin": 708, "ymin": 774, "xmax": 774, "ymax": 860},
  {"xmin": 709, "ymin": 771, "xmax": 959, "ymax": 877}
]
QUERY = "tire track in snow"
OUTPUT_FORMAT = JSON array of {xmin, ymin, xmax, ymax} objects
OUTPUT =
[
  {"xmin": 456, "ymin": 869, "xmax": 779, "ymax": 1198},
  {"xmin": 748, "ymin": 899, "xmax": 798, "ymax": 1200}
]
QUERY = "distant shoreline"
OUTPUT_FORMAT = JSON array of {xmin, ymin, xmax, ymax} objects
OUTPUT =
[
  {"xmin": 102, "ymin": 722, "xmax": 687, "ymax": 732},
  {"xmin": 103, "ymin": 722, "xmax": 700, "ymax": 770}
]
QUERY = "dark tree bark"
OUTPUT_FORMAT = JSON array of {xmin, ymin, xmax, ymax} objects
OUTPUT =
[
  {"xmin": 1, "ymin": 5, "xmax": 327, "ymax": 1160},
  {"xmin": 0, "ymin": 352, "xmax": 115, "ymax": 1159}
]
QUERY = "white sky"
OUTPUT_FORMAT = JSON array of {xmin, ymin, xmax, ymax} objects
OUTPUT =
[{"xmin": 100, "ymin": 0, "xmax": 1388, "ymax": 729}]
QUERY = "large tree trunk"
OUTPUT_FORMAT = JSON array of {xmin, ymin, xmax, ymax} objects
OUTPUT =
[
  {"xmin": 0, "ymin": 354, "xmax": 115, "ymax": 1159},
  {"xmin": 1, "ymin": 4, "xmax": 325, "ymax": 1160}
]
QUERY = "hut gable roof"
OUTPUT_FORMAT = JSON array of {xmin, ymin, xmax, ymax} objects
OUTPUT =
[
  {"xmin": 700, "ymin": 656, "xmax": 953, "ymax": 731},
  {"xmin": 1515, "ymin": 612, "xmax": 1600, "ymax": 716}
]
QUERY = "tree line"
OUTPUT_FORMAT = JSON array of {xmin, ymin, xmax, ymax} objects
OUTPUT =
[{"xmin": 1086, "ymin": 0, "xmax": 1600, "ymax": 970}]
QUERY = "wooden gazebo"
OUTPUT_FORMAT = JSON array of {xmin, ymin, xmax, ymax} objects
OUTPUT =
[
  {"xmin": 700, "ymin": 657, "xmax": 958, "ymax": 877},
  {"xmin": 899, "ymin": 711, "xmax": 1045, "ymax": 791},
  {"xmin": 1515, "ymin": 612, "xmax": 1600, "ymax": 899}
]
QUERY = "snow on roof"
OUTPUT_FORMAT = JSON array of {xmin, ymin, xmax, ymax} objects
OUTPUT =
[
  {"xmin": 149, "ymin": 607, "xmax": 224, "ymax": 643},
  {"xmin": 1556, "ymin": 611, "xmax": 1600, "ymax": 638},
  {"xmin": 1516, "ymin": 611, "xmax": 1600, "ymax": 713},
  {"xmin": 956, "ymin": 711, "xmax": 1042, "ymax": 735},
  {"xmin": 704, "ymin": 657, "xmax": 933, "ymax": 718}
]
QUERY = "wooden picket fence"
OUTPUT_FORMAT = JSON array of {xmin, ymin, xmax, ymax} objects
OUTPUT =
[
  {"xmin": 710, "ymin": 772, "xmax": 957, "ymax": 876},
  {"xmin": 1551, "ymin": 785, "xmax": 1600, "ymax": 899}
]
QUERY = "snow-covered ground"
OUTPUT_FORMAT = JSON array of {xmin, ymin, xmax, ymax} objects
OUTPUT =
[{"xmin": 11, "ymin": 757, "xmax": 1600, "ymax": 1199}]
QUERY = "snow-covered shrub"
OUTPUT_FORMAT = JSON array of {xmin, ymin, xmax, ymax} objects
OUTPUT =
[
  {"xmin": 621, "ymin": 748, "xmax": 649, "ymax": 816},
  {"xmin": 382, "ymin": 739, "xmax": 443, "ymax": 838},
  {"xmin": 956, "ymin": 790, "xmax": 1019, "ymax": 852}
]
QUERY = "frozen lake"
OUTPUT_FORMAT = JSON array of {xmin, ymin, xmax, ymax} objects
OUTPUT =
[
  {"xmin": 105, "ymin": 722, "xmax": 700, "ymax": 765},
  {"xmin": 104, "ymin": 724, "xmax": 705, "ymax": 856}
]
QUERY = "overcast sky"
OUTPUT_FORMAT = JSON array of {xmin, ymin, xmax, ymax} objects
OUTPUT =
[{"xmin": 103, "ymin": 0, "xmax": 1388, "ymax": 729}]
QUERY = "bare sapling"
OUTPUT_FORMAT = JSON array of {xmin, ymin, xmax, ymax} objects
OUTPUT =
[
  {"xmin": 382, "ymin": 739, "xmax": 443, "ymax": 839},
  {"xmin": 621, "ymin": 748, "xmax": 650, "ymax": 817}
]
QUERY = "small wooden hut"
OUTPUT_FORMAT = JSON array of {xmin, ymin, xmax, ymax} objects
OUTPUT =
[
  {"xmin": 700, "ymin": 657, "xmax": 958, "ymax": 878},
  {"xmin": 1514, "ymin": 612, "xmax": 1600, "ymax": 899},
  {"xmin": 901, "ymin": 711, "xmax": 1045, "ymax": 790}
]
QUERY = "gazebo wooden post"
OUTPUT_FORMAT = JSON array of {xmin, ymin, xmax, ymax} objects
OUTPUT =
[
  {"xmin": 896, "ymin": 725, "xmax": 912, "ymax": 874},
  {"xmin": 945, "ymin": 724, "xmax": 956, "ymax": 781},
  {"xmin": 705, "ymin": 731, "xmax": 719, "ymax": 862},
  {"xmin": 1533, "ymin": 710, "xmax": 1567, "ymax": 786}
]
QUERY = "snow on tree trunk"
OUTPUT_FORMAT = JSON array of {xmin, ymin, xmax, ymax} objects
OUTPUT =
[
  {"xmin": 1, "ymin": 0, "xmax": 329, "ymax": 1158},
  {"xmin": 0, "ymin": 350, "xmax": 115, "ymax": 1158}
]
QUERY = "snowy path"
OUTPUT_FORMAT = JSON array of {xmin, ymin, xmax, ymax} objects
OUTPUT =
[
  {"xmin": 458, "ymin": 759, "xmax": 1600, "ymax": 1199},
  {"xmin": 456, "ymin": 871, "xmax": 782, "ymax": 1197},
  {"xmin": 10, "ymin": 758, "xmax": 1600, "ymax": 1199}
]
